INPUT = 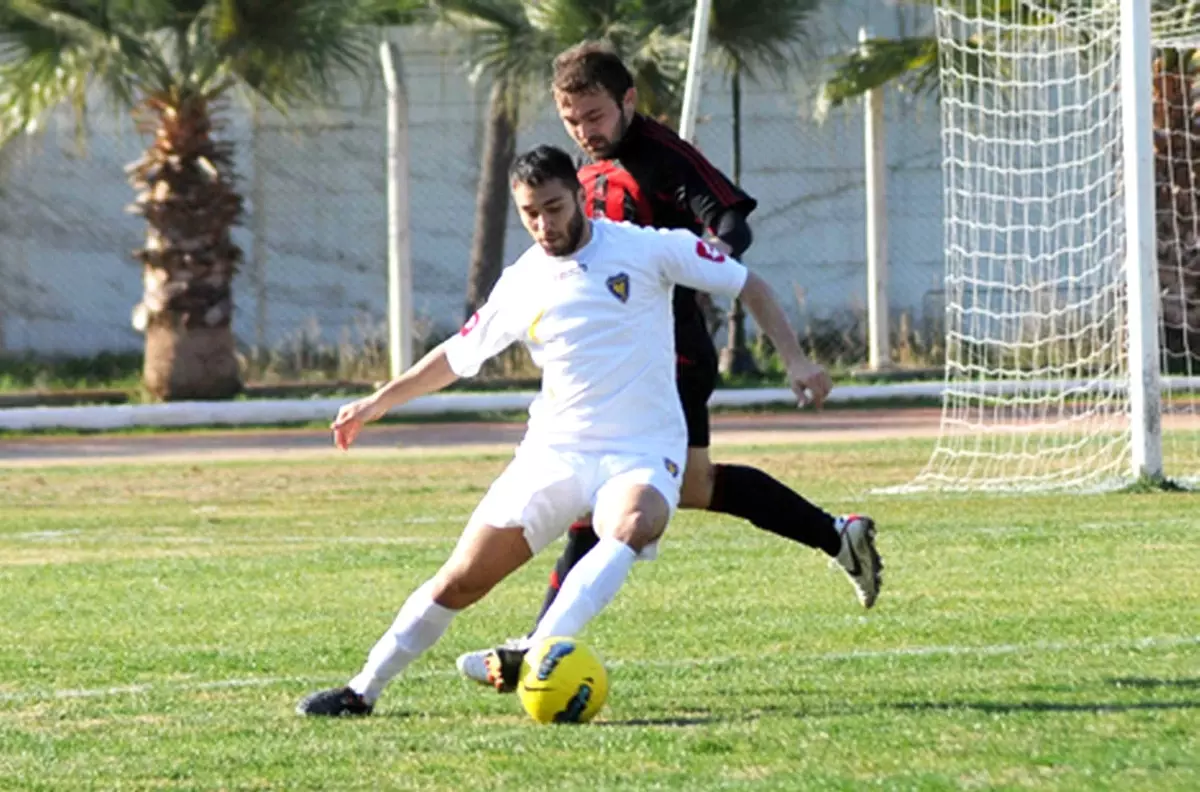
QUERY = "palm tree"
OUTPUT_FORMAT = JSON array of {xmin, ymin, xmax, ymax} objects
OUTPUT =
[{"xmin": 0, "ymin": 0, "xmax": 374, "ymax": 400}]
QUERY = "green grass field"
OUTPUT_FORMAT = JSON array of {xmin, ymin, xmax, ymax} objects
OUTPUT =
[{"xmin": 1, "ymin": 440, "xmax": 1197, "ymax": 791}]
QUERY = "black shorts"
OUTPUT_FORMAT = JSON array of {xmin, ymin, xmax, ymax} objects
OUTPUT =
[{"xmin": 676, "ymin": 328, "xmax": 719, "ymax": 449}]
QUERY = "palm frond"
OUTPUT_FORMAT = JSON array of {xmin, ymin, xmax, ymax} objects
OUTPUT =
[
  {"xmin": 433, "ymin": 0, "xmax": 527, "ymax": 39},
  {"xmin": 435, "ymin": 0, "xmax": 693, "ymax": 120},
  {"xmin": 811, "ymin": 0, "xmax": 1106, "ymax": 124},
  {"xmin": 201, "ymin": 0, "xmax": 375, "ymax": 110},
  {"xmin": 433, "ymin": 0, "xmax": 559, "ymax": 98},
  {"xmin": 625, "ymin": 25, "xmax": 688, "ymax": 120},
  {"xmin": 362, "ymin": 0, "xmax": 432, "ymax": 26},
  {"xmin": 0, "ymin": 0, "xmax": 170, "ymax": 145},
  {"xmin": 814, "ymin": 36, "xmax": 939, "ymax": 123},
  {"xmin": 12, "ymin": 0, "xmax": 173, "ymax": 86},
  {"xmin": 708, "ymin": 0, "xmax": 821, "ymax": 83},
  {"xmin": 525, "ymin": 0, "xmax": 623, "ymax": 42}
]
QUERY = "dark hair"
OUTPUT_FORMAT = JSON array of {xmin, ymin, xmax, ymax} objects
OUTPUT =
[
  {"xmin": 509, "ymin": 145, "xmax": 581, "ymax": 191},
  {"xmin": 552, "ymin": 41, "xmax": 634, "ymax": 104}
]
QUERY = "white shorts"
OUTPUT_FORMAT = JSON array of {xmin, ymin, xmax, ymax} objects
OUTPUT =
[{"xmin": 467, "ymin": 445, "xmax": 687, "ymax": 558}]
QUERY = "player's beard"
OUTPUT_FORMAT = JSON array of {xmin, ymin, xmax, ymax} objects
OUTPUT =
[
  {"xmin": 586, "ymin": 108, "xmax": 631, "ymax": 160},
  {"xmin": 564, "ymin": 205, "xmax": 586, "ymax": 252},
  {"xmin": 544, "ymin": 204, "xmax": 587, "ymax": 257},
  {"xmin": 554, "ymin": 204, "xmax": 588, "ymax": 256}
]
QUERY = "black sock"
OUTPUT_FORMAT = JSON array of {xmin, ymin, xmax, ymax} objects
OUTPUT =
[
  {"xmin": 532, "ymin": 519, "xmax": 601, "ymax": 630},
  {"xmin": 708, "ymin": 464, "xmax": 842, "ymax": 556}
]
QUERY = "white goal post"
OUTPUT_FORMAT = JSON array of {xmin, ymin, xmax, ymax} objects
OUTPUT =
[{"xmin": 901, "ymin": 0, "xmax": 1200, "ymax": 492}]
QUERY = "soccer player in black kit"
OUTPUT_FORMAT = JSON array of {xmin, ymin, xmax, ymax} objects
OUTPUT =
[{"xmin": 458, "ymin": 42, "xmax": 883, "ymax": 689}]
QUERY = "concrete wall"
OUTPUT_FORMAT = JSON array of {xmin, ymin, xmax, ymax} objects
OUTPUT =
[{"xmin": 0, "ymin": 0, "xmax": 943, "ymax": 357}]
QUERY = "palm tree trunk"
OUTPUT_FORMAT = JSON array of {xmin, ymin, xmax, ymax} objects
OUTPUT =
[
  {"xmin": 128, "ymin": 93, "xmax": 244, "ymax": 401},
  {"xmin": 719, "ymin": 64, "xmax": 760, "ymax": 377},
  {"xmin": 465, "ymin": 78, "xmax": 518, "ymax": 320},
  {"xmin": 143, "ymin": 322, "xmax": 240, "ymax": 400}
]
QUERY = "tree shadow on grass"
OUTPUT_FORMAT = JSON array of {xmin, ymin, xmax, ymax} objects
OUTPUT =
[{"xmin": 1107, "ymin": 677, "xmax": 1200, "ymax": 690}]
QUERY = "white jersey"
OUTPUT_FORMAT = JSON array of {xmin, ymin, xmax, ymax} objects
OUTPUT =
[{"xmin": 443, "ymin": 219, "xmax": 748, "ymax": 453}]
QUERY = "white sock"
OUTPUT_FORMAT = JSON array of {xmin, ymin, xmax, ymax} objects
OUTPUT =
[
  {"xmin": 348, "ymin": 580, "xmax": 458, "ymax": 703},
  {"xmin": 530, "ymin": 537, "xmax": 637, "ymax": 642}
]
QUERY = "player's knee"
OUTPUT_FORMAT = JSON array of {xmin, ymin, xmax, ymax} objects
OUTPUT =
[
  {"xmin": 429, "ymin": 569, "xmax": 493, "ymax": 610},
  {"xmin": 606, "ymin": 509, "xmax": 666, "ymax": 552}
]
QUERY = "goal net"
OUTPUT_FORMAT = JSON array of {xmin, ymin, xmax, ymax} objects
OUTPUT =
[{"xmin": 906, "ymin": 0, "xmax": 1200, "ymax": 492}]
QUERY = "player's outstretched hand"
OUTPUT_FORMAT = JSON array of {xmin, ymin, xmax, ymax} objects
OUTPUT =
[
  {"xmin": 785, "ymin": 358, "xmax": 833, "ymax": 410},
  {"xmin": 331, "ymin": 397, "xmax": 387, "ymax": 451}
]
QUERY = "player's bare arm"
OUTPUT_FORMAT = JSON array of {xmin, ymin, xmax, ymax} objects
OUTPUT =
[
  {"xmin": 661, "ymin": 230, "xmax": 833, "ymax": 411},
  {"xmin": 331, "ymin": 347, "xmax": 459, "ymax": 451},
  {"xmin": 737, "ymin": 272, "xmax": 833, "ymax": 409}
]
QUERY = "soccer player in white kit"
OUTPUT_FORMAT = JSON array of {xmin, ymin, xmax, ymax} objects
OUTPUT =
[{"xmin": 296, "ymin": 144, "xmax": 832, "ymax": 716}]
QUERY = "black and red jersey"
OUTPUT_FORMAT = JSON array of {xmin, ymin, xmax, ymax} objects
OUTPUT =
[
  {"xmin": 577, "ymin": 114, "xmax": 757, "ymax": 363},
  {"xmin": 580, "ymin": 114, "xmax": 756, "ymax": 237}
]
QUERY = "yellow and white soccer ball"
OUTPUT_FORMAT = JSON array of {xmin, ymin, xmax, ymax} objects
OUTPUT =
[{"xmin": 517, "ymin": 636, "xmax": 609, "ymax": 724}]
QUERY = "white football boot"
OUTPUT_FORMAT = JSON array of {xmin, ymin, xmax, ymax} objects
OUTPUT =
[
  {"xmin": 455, "ymin": 649, "xmax": 492, "ymax": 686},
  {"xmin": 833, "ymin": 514, "xmax": 883, "ymax": 609},
  {"xmin": 456, "ymin": 637, "xmax": 527, "ymax": 687}
]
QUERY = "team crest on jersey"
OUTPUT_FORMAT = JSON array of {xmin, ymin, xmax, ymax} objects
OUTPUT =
[
  {"xmin": 606, "ymin": 273, "xmax": 630, "ymax": 303},
  {"xmin": 663, "ymin": 458, "xmax": 680, "ymax": 478},
  {"xmin": 460, "ymin": 311, "xmax": 480, "ymax": 336}
]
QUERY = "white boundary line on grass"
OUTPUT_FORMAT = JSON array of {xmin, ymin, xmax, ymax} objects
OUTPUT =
[{"xmin": 3, "ymin": 634, "xmax": 1196, "ymax": 705}]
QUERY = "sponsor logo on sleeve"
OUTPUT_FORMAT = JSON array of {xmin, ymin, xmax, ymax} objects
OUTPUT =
[{"xmin": 695, "ymin": 240, "xmax": 727, "ymax": 263}]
